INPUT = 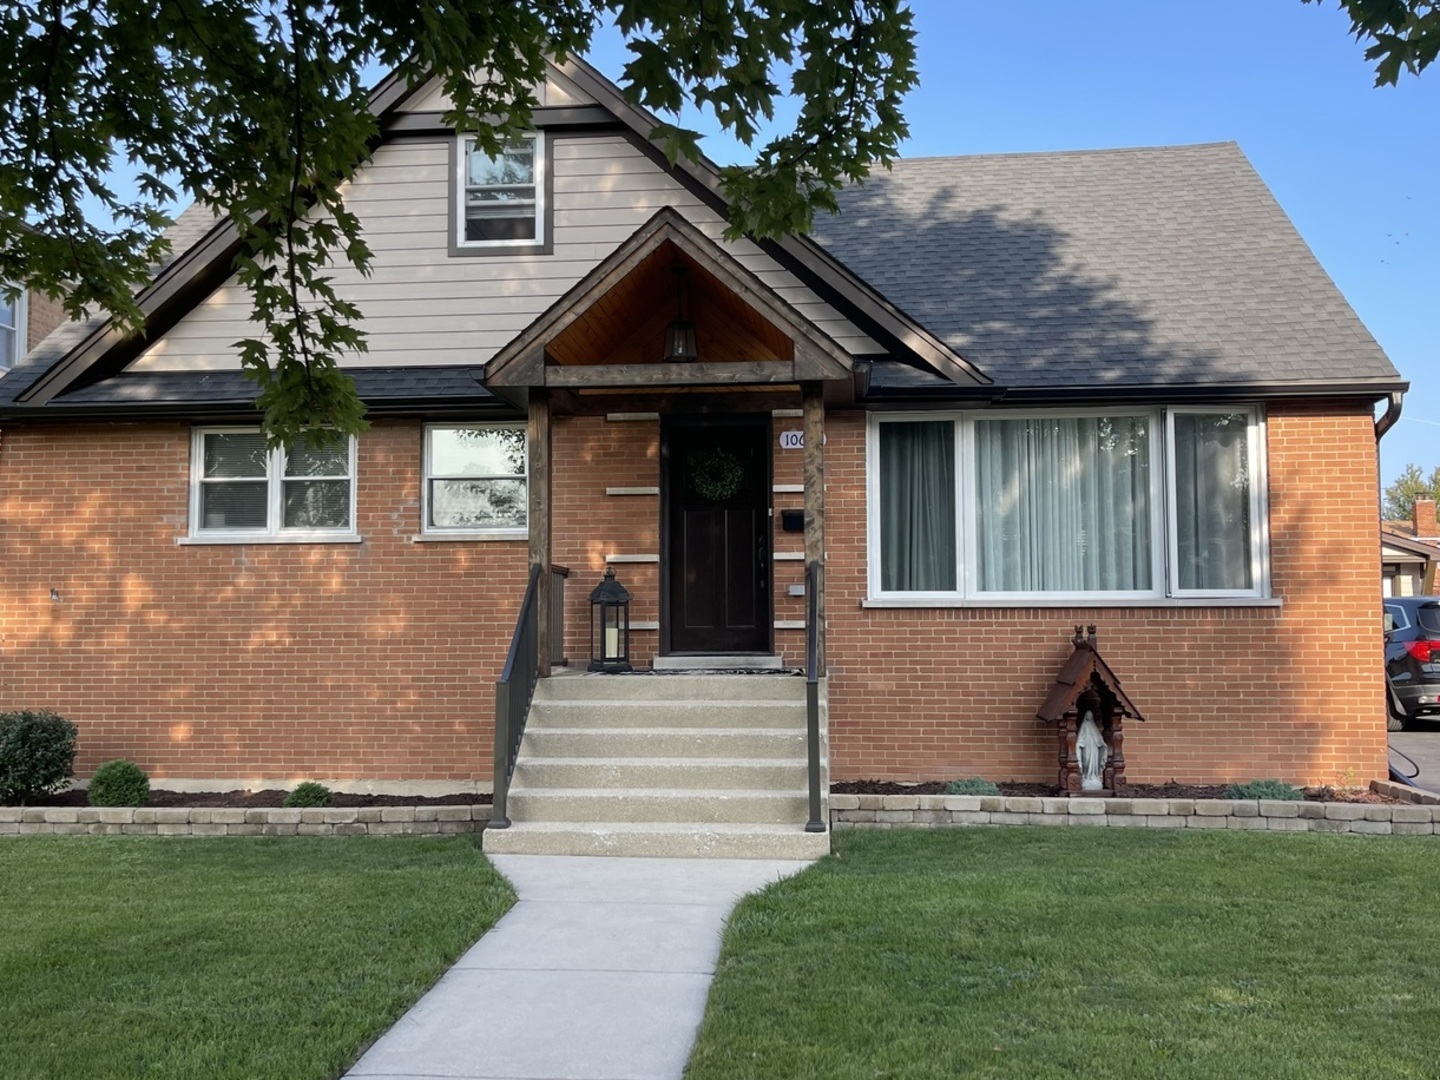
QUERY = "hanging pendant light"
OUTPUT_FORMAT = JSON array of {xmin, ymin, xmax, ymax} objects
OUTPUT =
[{"xmin": 662, "ymin": 264, "xmax": 698, "ymax": 362}]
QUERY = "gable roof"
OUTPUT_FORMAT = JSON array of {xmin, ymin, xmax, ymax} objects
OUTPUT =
[
  {"xmin": 485, "ymin": 207, "xmax": 853, "ymax": 388},
  {"xmin": 812, "ymin": 142, "xmax": 1403, "ymax": 397}
]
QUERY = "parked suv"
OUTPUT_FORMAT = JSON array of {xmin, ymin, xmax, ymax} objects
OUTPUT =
[{"xmin": 1384, "ymin": 597, "xmax": 1440, "ymax": 730}]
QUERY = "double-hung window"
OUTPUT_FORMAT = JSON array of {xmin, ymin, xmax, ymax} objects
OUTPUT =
[
  {"xmin": 0, "ymin": 285, "xmax": 25, "ymax": 370},
  {"xmin": 190, "ymin": 428, "xmax": 356, "ymax": 540},
  {"xmin": 869, "ymin": 407, "xmax": 1267, "ymax": 602},
  {"xmin": 423, "ymin": 424, "xmax": 528, "ymax": 537},
  {"xmin": 456, "ymin": 134, "xmax": 544, "ymax": 250}
]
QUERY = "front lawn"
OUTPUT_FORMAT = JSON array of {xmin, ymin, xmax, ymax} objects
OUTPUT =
[
  {"xmin": 0, "ymin": 836, "xmax": 514, "ymax": 1080},
  {"xmin": 688, "ymin": 828, "xmax": 1440, "ymax": 1080}
]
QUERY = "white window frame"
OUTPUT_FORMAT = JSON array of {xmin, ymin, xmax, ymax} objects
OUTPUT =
[
  {"xmin": 455, "ymin": 133, "xmax": 545, "ymax": 251},
  {"xmin": 186, "ymin": 427, "xmax": 358, "ymax": 543},
  {"xmin": 866, "ymin": 406, "xmax": 1270, "ymax": 605},
  {"xmin": 420, "ymin": 422, "xmax": 529, "ymax": 541},
  {"xmin": 1164, "ymin": 406, "xmax": 1270, "ymax": 600},
  {"xmin": 0, "ymin": 283, "xmax": 26, "ymax": 371}
]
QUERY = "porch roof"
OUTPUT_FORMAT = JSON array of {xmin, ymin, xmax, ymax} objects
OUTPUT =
[{"xmin": 484, "ymin": 207, "xmax": 855, "ymax": 391}]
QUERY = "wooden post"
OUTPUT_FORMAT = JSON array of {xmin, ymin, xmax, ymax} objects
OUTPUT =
[
  {"xmin": 529, "ymin": 390, "xmax": 553, "ymax": 677},
  {"xmin": 803, "ymin": 382, "xmax": 825, "ymax": 676}
]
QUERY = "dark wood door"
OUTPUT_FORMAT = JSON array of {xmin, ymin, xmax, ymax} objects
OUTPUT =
[{"xmin": 664, "ymin": 418, "xmax": 771, "ymax": 654}]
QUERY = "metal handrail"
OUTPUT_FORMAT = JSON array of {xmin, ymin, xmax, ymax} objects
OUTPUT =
[
  {"xmin": 491, "ymin": 563, "xmax": 543, "ymax": 829},
  {"xmin": 804, "ymin": 561, "xmax": 826, "ymax": 833}
]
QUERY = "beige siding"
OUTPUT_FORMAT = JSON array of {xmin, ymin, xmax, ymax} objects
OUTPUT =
[
  {"xmin": 133, "ymin": 135, "xmax": 879, "ymax": 372},
  {"xmin": 402, "ymin": 69, "xmax": 596, "ymax": 112}
]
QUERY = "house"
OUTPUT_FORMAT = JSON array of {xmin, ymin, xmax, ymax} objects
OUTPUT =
[
  {"xmin": 0, "ymin": 60, "xmax": 1405, "ymax": 854},
  {"xmin": 1382, "ymin": 497, "xmax": 1439, "ymax": 597},
  {"xmin": 1, "ymin": 277, "xmax": 65, "ymax": 375}
]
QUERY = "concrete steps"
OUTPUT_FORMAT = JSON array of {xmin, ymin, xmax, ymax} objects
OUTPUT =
[{"xmin": 484, "ymin": 672, "xmax": 828, "ymax": 860}]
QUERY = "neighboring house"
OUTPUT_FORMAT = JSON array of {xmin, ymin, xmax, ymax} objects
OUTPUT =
[
  {"xmin": 0, "ymin": 60, "xmax": 1405, "ymax": 848},
  {"xmin": 0, "ymin": 281, "xmax": 65, "ymax": 374},
  {"xmin": 1382, "ymin": 498, "xmax": 1439, "ymax": 597}
]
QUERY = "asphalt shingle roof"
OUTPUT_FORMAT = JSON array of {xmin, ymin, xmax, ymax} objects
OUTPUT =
[{"xmin": 811, "ymin": 142, "xmax": 1399, "ymax": 389}]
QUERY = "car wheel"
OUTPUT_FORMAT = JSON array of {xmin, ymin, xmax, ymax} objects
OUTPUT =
[{"xmin": 1388, "ymin": 709, "xmax": 1407, "ymax": 732}]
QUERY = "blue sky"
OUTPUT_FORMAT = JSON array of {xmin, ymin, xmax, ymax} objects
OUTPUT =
[{"xmin": 589, "ymin": 0, "xmax": 1439, "ymax": 491}]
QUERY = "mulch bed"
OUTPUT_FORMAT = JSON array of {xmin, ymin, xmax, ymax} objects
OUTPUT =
[
  {"xmin": 37, "ymin": 789, "xmax": 492, "ymax": 808},
  {"xmin": 831, "ymin": 779, "xmax": 1399, "ymax": 804}
]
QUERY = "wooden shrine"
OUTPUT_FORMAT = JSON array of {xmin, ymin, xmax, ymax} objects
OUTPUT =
[{"xmin": 1036, "ymin": 625, "xmax": 1146, "ymax": 795}]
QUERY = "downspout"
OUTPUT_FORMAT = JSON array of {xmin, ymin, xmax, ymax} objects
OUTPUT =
[{"xmin": 1375, "ymin": 390, "xmax": 1404, "ymax": 441}]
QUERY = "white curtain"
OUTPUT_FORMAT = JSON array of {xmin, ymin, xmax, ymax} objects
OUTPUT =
[
  {"xmin": 1173, "ymin": 413, "xmax": 1252, "ymax": 590},
  {"xmin": 975, "ymin": 416, "xmax": 1151, "ymax": 592},
  {"xmin": 879, "ymin": 421, "xmax": 956, "ymax": 591}
]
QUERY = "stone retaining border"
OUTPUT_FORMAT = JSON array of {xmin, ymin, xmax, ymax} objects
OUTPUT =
[
  {"xmin": 0, "ymin": 805, "xmax": 492, "ymax": 837},
  {"xmin": 828, "ymin": 794, "xmax": 1439, "ymax": 835}
]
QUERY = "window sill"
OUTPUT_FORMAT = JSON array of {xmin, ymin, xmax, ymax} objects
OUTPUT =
[
  {"xmin": 861, "ymin": 596, "xmax": 1283, "ymax": 610},
  {"xmin": 177, "ymin": 534, "xmax": 363, "ymax": 546},
  {"xmin": 411, "ymin": 530, "xmax": 528, "ymax": 543}
]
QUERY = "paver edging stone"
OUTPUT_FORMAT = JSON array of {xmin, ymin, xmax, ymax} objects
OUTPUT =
[
  {"xmin": 825, "ymin": 791, "xmax": 1433, "ymax": 836},
  {"xmin": 0, "ymin": 805, "xmax": 493, "ymax": 838}
]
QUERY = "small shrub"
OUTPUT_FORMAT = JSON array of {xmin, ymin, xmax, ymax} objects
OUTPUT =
[
  {"xmin": 0, "ymin": 710, "xmax": 79, "ymax": 805},
  {"xmin": 87, "ymin": 759, "xmax": 151, "ymax": 807},
  {"xmin": 284, "ymin": 781, "xmax": 333, "ymax": 808},
  {"xmin": 1225, "ymin": 779, "xmax": 1304, "ymax": 801},
  {"xmin": 943, "ymin": 777, "xmax": 1001, "ymax": 796}
]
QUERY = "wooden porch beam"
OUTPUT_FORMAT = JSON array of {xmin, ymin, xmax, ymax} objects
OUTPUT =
[
  {"xmin": 546, "ymin": 361, "xmax": 797, "ymax": 388},
  {"xmin": 528, "ymin": 391, "xmax": 553, "ymax": 676},
  {"xmin": 803, "ymin": 382, "xmax": 826, "ymax": 676}
]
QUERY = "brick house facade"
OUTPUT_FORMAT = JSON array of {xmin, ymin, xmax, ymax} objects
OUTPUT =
[{"xmin": 0, "ymin": 60, "xmax": 1405, "ymax": 800}]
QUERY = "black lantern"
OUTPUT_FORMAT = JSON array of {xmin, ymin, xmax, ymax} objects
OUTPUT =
[
  {"xmin": 588, "ymin": 568, "xmax": 633, "ymax": 672},
  {"xmin": 662, "ymin": 264, "xmax": 698, "ymax": 362}
]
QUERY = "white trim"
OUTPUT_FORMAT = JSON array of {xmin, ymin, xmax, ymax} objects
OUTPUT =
[
  {"xmin": 605, "ymin": 412, "xmax": 661, "ymax": 422},
  {"xmin": 455, "ymin": 132, "xmax": 545, "ymax": 250},
  {"xmin": 177, "ymin": 534, "xmax": 363, "ymax": 546},
  {"xmin": 772, "ymin": 484, "xmax": 804, "ymax": 494},
  {"xmin": 774, "ymin": 620, "xmax": 806, "ymax": 629},
  {"xmin": 606, "ymin": 486, "xmax": 659, "ymax": 496},
  {"xmin": 771, "ymin": 409, "xmax": 804, "ymax": 418},
  {"xmin": 422, "ymin": 421, "xmax": 529, "ymax": 537},
  {"xmin": 409, "ymin": 531, "xmax": 527, "ymax": 543},
  {"xmin": 629, "ymin": 620, "xmax": 661, "ymax": 631},
  {"xmin": 861, "ymin": 596, "xmax": 1284, "ymax": 609},
  {"xmin": 0, "ymin": 283, "xmax": 26, "ymax": 369},
  {"xmin": 867, "ymin": 406, "xmax": 1271, "ymax": 605},
  {"xmin": 773, "ymin": 551, "xmax": 805, "ymax": 561},
  {"xmin": 605, "ymin": 553, "xmax": 659, "ymax": 563},
  {"xmin": 189, "ymin": 427, "xmax": 357, "ymax": 540}
]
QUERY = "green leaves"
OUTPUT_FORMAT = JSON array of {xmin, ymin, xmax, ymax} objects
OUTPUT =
[
  {"xmin": 1305, "ymin": 0, "xmax": 1440, "ymax": 86},
  {"xmin": 0, "ymin": 1, "xmax": 918, "ymax": 447},
  {"xmin": 1382, "ymin": 461, "xmax": 1440, "ymax": 520}
]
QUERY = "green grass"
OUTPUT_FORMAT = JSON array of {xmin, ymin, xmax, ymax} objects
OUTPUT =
[
  {"xmin": 0, "ymin": 836, "xmax": 514, "ymax": 1080},
  {"xmin": 687, "ymin": 829, "xmax": 1440, "ymax": 1080}
]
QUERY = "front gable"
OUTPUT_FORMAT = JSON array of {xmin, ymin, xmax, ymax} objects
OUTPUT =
[{"xmin": 485, "ymin": 208, "xmax": 852, "ymax": 391}]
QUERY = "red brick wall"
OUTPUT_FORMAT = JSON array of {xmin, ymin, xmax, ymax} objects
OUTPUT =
[
  {"xmin": 821, "ymin": 401, "xmax": 1387, "ymax": 786},
  {"xmin": 0, "ymin": 420, "xmax": 528, "ymax": 782},
  {"xmin": 0, "ymin": 400, "xmax": 1388, "ymax": 787}
]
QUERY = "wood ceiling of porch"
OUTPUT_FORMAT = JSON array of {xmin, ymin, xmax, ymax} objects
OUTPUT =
[{"xmin": 547, "ymin": 240, "xmax": 793, "ymax": 368}]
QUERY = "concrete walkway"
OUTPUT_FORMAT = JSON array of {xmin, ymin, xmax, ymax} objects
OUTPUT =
[{"xmin": 344, "ymin": 855, "xmax": 810, "ymax": 1080}]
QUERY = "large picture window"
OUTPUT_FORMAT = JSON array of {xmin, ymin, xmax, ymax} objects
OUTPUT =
[
  {"xmin": 423, "ymin": 424, "xmax": 528, "ymax": 536},
  {"xmin": 868, "ymin": 407, "xmax": 1267, "ymax": 602},
  {"xmin": 456, "ymin": 134, "xmax": 544, "ymax": 249},
  {"xmin": 190, "ymin": 428, "xmax": 356, "ymax": 539}
]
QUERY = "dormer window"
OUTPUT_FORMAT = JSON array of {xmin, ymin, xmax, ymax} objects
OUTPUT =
[{"xmin": 455, "ymin": 133, "xmax": 546, "ymax": 252}]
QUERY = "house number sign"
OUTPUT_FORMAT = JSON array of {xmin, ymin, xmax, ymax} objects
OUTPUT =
[{"xmin": 778, "ymin": 430, "xmax": 825, "ymax": 449}]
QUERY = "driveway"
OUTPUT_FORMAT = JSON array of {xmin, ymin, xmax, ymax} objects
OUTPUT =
[{"xmin": 1389, "ymin": 722, "xmax": 1440, "ymax": 795}]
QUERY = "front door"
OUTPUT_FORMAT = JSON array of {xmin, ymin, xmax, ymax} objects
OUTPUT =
[{"xmin": 663, "ymin": 417, "xmax": 772, "ymax": 654}]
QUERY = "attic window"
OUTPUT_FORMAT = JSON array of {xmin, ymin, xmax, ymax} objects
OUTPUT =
[{"xmin": 456, "ymin": 133, "xmax": 546, "ymax": 251}]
